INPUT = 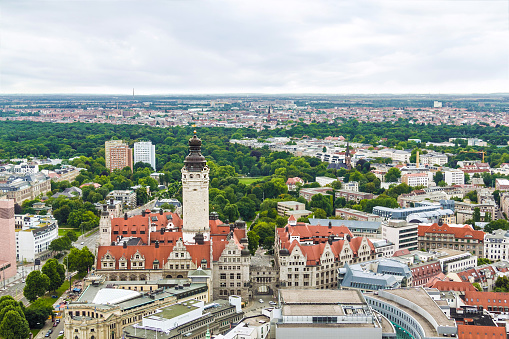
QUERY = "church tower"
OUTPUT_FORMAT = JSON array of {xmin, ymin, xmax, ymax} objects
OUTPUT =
[
  {"xmin": 181, "ymin": 131, "xmax": 210, "ymax": 244},
  {"xmin": 99, "ymin": 204, "xmax": 111, "ymax": 246},
  {"xmin": 345, "ymin": 142, "xmax": 352, "ymax": 170}
]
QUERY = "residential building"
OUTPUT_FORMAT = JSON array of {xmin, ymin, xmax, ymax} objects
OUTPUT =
[
  {"xmin": 335, "ymin": 208, "xmax": 383, "ymax": 222},
  {"xmin": 273, "ymin": 289, "xmax": 392, "ymax": 339},
  {"xmin": 364, "ymin": 288, "xmax": 457, "ymax": 339},
  {"xmin": 401, "ymin": 173, "xmax": 430, "ymax": 187},
  {"xmin": 299, "ymin": 187, "xmax": 331, "ymax": 201},
  {"xmin": 285, "ymin": 177, "xmax": 304, "ymax": 191},
  {"xmin": 105, "ymin": 140, "xmax": 133, "ymax": 171},
  {"xmin": 455, "ymin": 201, "xmax": 497, "ymax": 224},
  {"xmin": 419, "ymin": 152, "xmax": 448, "ymax": 166},
  {"xmin": 64, "ymin": 279, "xmax": 210, "ymax": 339},
  {"xmin": 0, "ymin": 173, "xmax": 51, "ymax": 204},
  {"xmin": 501, "ymin": 192, "xmax": 509, "ymax": 218},
  {"xmin": 277, "ymin": 201, "xmax": 306, "ymax": 216},
  {"xmin": 371, "ymin": 239, "xmax": 395, "ymax": 257},
  {"xmin": 275, "ymin": 220, "xmax": 377, "ymax": 289},
  {"xmin": 495, "ymin": 178, "xmax": 509, "ymax": 191},
  {"xmin": 315, "ymin": 176, "xmax": 336, "ymax": 187},
  {"xmin": 106, "ymin": 190, "xmax": 136, "ymax": 208},
  {"xmin": 15, "ymin": 214, "xmax": 58, "ymax": 262},
  {"xmin": 13, "ymin": 163, "xmax": 39, "ymax": 175},
  {"xmin": 0, "ymin": 199, "xmax": 16, "ymax": 280},
  {"xmin": 341, "ymin": 181, "xmax": 359, "ymax": 192},
  {"xmin": 392, "ymin": 250, "xmax": 442, "ymax": 286},
  {"xmin": 418, "ymin": 222, "xmax": 484, "ymax": 256},
  {"xmin": 484, "ymin": 229, "xmax": 509, "ymax": 261},
  {"xmin": 463, "ymin": 291, "xmax": 509, "ymax": 314},
  {"xmin": 444, "ymin": 169, "xmax": 465, "ymax": 186},
  {"xmin": 334, "ymin": 189, "xmax": 372, "ymax": 203},
  {"xmin": 381, "ymin": 220, "xmax": 419, "ymax": 251},
  {"xmin": 134, "ymin": 141, "xmax": 156, "ymax": 170}
]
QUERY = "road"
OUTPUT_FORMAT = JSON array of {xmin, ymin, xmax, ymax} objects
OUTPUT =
[{"xmin": 127, "ymin": 199, "xmax": 157, "ymax": 217}]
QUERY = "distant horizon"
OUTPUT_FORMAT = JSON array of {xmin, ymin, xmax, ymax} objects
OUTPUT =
[{"xmin": 1, "ymin": 92, "xmax": 509, "ymax": 97}]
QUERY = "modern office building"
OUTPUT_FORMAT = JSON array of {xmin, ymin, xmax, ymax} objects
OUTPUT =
[
  {"xmin": 105, "ymin": 140, "xmax": 133, "ymax": 171},
  {"xmin": 15, "ymin": 214, "xmax": 59, "ymax": 262},
  {"xmin": 382, "ymin": 220, "xmax": 419, "ymax": 251},
  {"xmin": 134, "ymin": 141, "xmax": 156, "ymax": 170}
]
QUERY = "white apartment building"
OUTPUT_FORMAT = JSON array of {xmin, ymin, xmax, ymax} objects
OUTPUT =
[
  {"xmin": 13, "ymin": 164, "xmax": 39, "ymax": 175},
  {"xmin": 401, "ymin": 173, "xmax": 430, "ymax": 187},
  {"xmin": 342, "ymin": 181, "xmax": 359, "ymax": 192},
  {"xmin": 315, "ymin": 176, "xmax": 336, "ymax": 187},
  {"xmin": 444, "ymin": 169, "xmax": 464, "ymax": 186},
  {"xmin": 484, "ymin": 229, "xmax": 509, "ymax": 261},
  {"xmin": 15, "ymin": 216, "xmax": 58, "ymax": 262},
  {"xmin": 419, "ymin": 152, "xmax": 448, "ymax": 166},
  {"xmin": 134, "ymin": 141, "xmax": 156, "ymax": 170}
]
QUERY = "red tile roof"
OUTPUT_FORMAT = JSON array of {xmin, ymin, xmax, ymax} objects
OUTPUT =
[
  {"xmin": 418, "ymin": 223, "xmax": 484, "ymax": 242},
  {"xmin": 457, "ymin": 325, "xmax": 505, "ymax": 339},
  {"xmin": 464, "ymin": 291, "xmax": 509, "ymax": 309},
  {"xmin": 431, "ymin": 281, "xmax": 477, "ymax": 292},
  {"xmin": 110, "ymin": 211, "xmax": 182, "ymax": 244}
]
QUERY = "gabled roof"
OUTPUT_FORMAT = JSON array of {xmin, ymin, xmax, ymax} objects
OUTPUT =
[
  {"xmin": 418, "ymin": 223, "xmax": 484, "ymax": 241},
  {"xmin": 431, "ymin": 281, "xmax": 477, "ymax": 292}
]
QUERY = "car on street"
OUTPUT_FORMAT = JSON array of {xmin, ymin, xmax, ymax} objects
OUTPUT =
[
  {"xmin": 53, "ymin": 322, "xmax": 58, "ymax": 327},
  {"xmin": 81, "ymin": 241, "xmax": 84, "ymax": 245},
  {"xmin": 269, "ymin": 301, "xmax": 277, "ymax": 306},
  {"xmin": 45, "ymin": 329, "xmax": 53, "ymax": 337},
  {"xmin": 51, "ymin": 295, "xmax": 58, "ymax": 298},
  {"xmin": 59, "ymin": 330, "xmax": 64, "ymax": 335},
  {"xmin": 259, "ymin": 299, "xmax": 264, "ymax": 303}
]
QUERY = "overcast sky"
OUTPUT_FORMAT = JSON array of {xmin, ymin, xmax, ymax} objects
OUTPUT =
[{"xmin": 1, "ymin": 0, "xmax": 508, "ymax": 94}]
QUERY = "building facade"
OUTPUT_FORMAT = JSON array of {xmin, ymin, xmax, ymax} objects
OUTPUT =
[
  {"xmin": 134, "ymin": 141, "xmax": 156, "ymax": 171},
  {"xmin": 0, "ymin": 199, "xmax": 17, "ymax": 280},
  {"xmin": 418, "ymin": 222, "xmax": 484, "ymax": 256},
  {"xmin": 105, "ymin": 140, "xmax": 133, "ymax": 171}
]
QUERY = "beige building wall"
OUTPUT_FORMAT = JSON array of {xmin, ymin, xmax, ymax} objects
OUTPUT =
[{"xmin": 0, "ymin": 199, "xmax": 17, "ymax": 280}]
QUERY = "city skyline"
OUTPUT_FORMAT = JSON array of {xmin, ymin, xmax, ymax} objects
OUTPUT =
[{"xmin": 1, "ymin": 0, "xmax": 508, "ymax": 95}]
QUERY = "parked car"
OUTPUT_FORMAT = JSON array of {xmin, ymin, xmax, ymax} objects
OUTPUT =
[
  {"xmin": 269, "ymin": 301, "xmax": 277, "ymax": 306},
  {"xmin": 259, "ymin": 299, "xmax": 264, "ymax": 303},
  {"xmin": 53, "ymin": 322, "xmax": 58, "ymax": 327},
  {"xmin": 59, "ymin": 330, "xmax": 64, "ymax": 335},
  {"xmin": 51, "ymin": 295, "xmax": 58, "ymax": 298},
  {"xmin": 81, "ymin": 241, "xmax": 84, "ymax": 245}
]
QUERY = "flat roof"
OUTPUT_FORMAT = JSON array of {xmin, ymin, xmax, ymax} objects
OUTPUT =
[
  {"xmin": 147, "ymin": 299, "xmax": 201, "ymax": 320},
  {"xmin": 280, "ymin": 289, "xmax": 364, "ymax": 305}
]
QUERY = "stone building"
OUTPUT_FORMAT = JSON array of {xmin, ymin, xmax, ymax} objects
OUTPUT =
[
  {"xmin": 274, "ymin": 218, "xmax": 377, "ymax": 289},
  {"xmin": 417, "ymin": 222, "xmax": 484, "ymax": 257}
]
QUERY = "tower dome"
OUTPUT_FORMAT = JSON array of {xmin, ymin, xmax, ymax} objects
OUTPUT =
[{"xmin": 184, "ymin": 131, "xmax": 206, "ymax": 172}]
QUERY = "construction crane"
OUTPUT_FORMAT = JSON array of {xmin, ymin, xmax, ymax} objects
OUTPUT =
[{"xmin": 460, "ymin": 150, "xmax": 486, "ymax": 162}]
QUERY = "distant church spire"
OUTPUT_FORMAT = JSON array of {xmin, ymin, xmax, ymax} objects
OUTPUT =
[{"xmin": 345, "ymin": 142, "xmax": 352, "ymax": 170}]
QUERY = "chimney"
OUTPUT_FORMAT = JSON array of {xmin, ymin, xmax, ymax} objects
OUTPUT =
[
  {"xmin": 123, "ymin": 242, "xmax": 127, "ymax": 249},
  {"xmin": 328, "ymin": 221, "xmax": 332, "ymax": 229},
  {"xmin": 155, "ymin": 241, "xmax": 159, "ymax": 248},
  {"xmin": 142, "ymin": 210, "xmax": 146, "ymax": 217},
  {"xmin": 124, "ymin": 213, "xmax": 128, "ymax": 220},
  {"xmin": 160, "ymin": 228, "xmax": 165, "ymax": 235},
  {"xmin": 159, "ymin": 209, "xmax": 163, "ymax": 215}
]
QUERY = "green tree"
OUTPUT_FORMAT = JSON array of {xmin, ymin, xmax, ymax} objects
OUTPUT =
[
  {"xmin": 0, "ymin": 310, "xmax": 30, "ymax": 339},
  {"xmin": 313, "ymin": 208, "xmax": 327, "ymax": 219},
  {"xmin": 23, "ymin": 271, "xmax": 50, "ymax": 302},
  {"xmin": 473, "ymin": 282, "xmax": 483, "ymax": 291},
  {"xmin": 485, "ymin": 219, "xmax": 509, "ymax": 233},
  {"xmin": 66, "ymin": 230, "xmax": 78, "ymax": 242},
  {"xmin": 433, "ymin": 171, "xmax": 444, "ymax": 185},
  {"xmin": 473, "ymin": 207, "xmax": 481, "ymax": 223},
  {"xmin": 136, "ymin": 187, "xmax": 149, "ymax": 206},
  {"xmin": 48, "ymin": 237, "xmax": 72, "ymax": 253},
  {"xmin": 24, "ymin": 300, "xmax": 53, "ymax": 329},
  {"xmin": 223, "ymin": 203, "xmax": 240, "ymax": 223},
  {"xmin": 247, "ymin": 230, "xmax": 260, "ymax": 255},
  {"xmin": 41, "ymin": 259, "xmax": 65, "ymax": 292},
  {"xmin": 66, "ymin": 247, "xmax": 95, "ymax": 274},
  {"xmin": 385, "ymin": 167, "xmax": 401, "ymax": 182}
]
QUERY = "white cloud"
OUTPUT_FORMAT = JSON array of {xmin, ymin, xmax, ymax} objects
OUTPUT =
[{"xmin": 0, "ymin": 0, "xmax": 508, "ymax": 94}]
